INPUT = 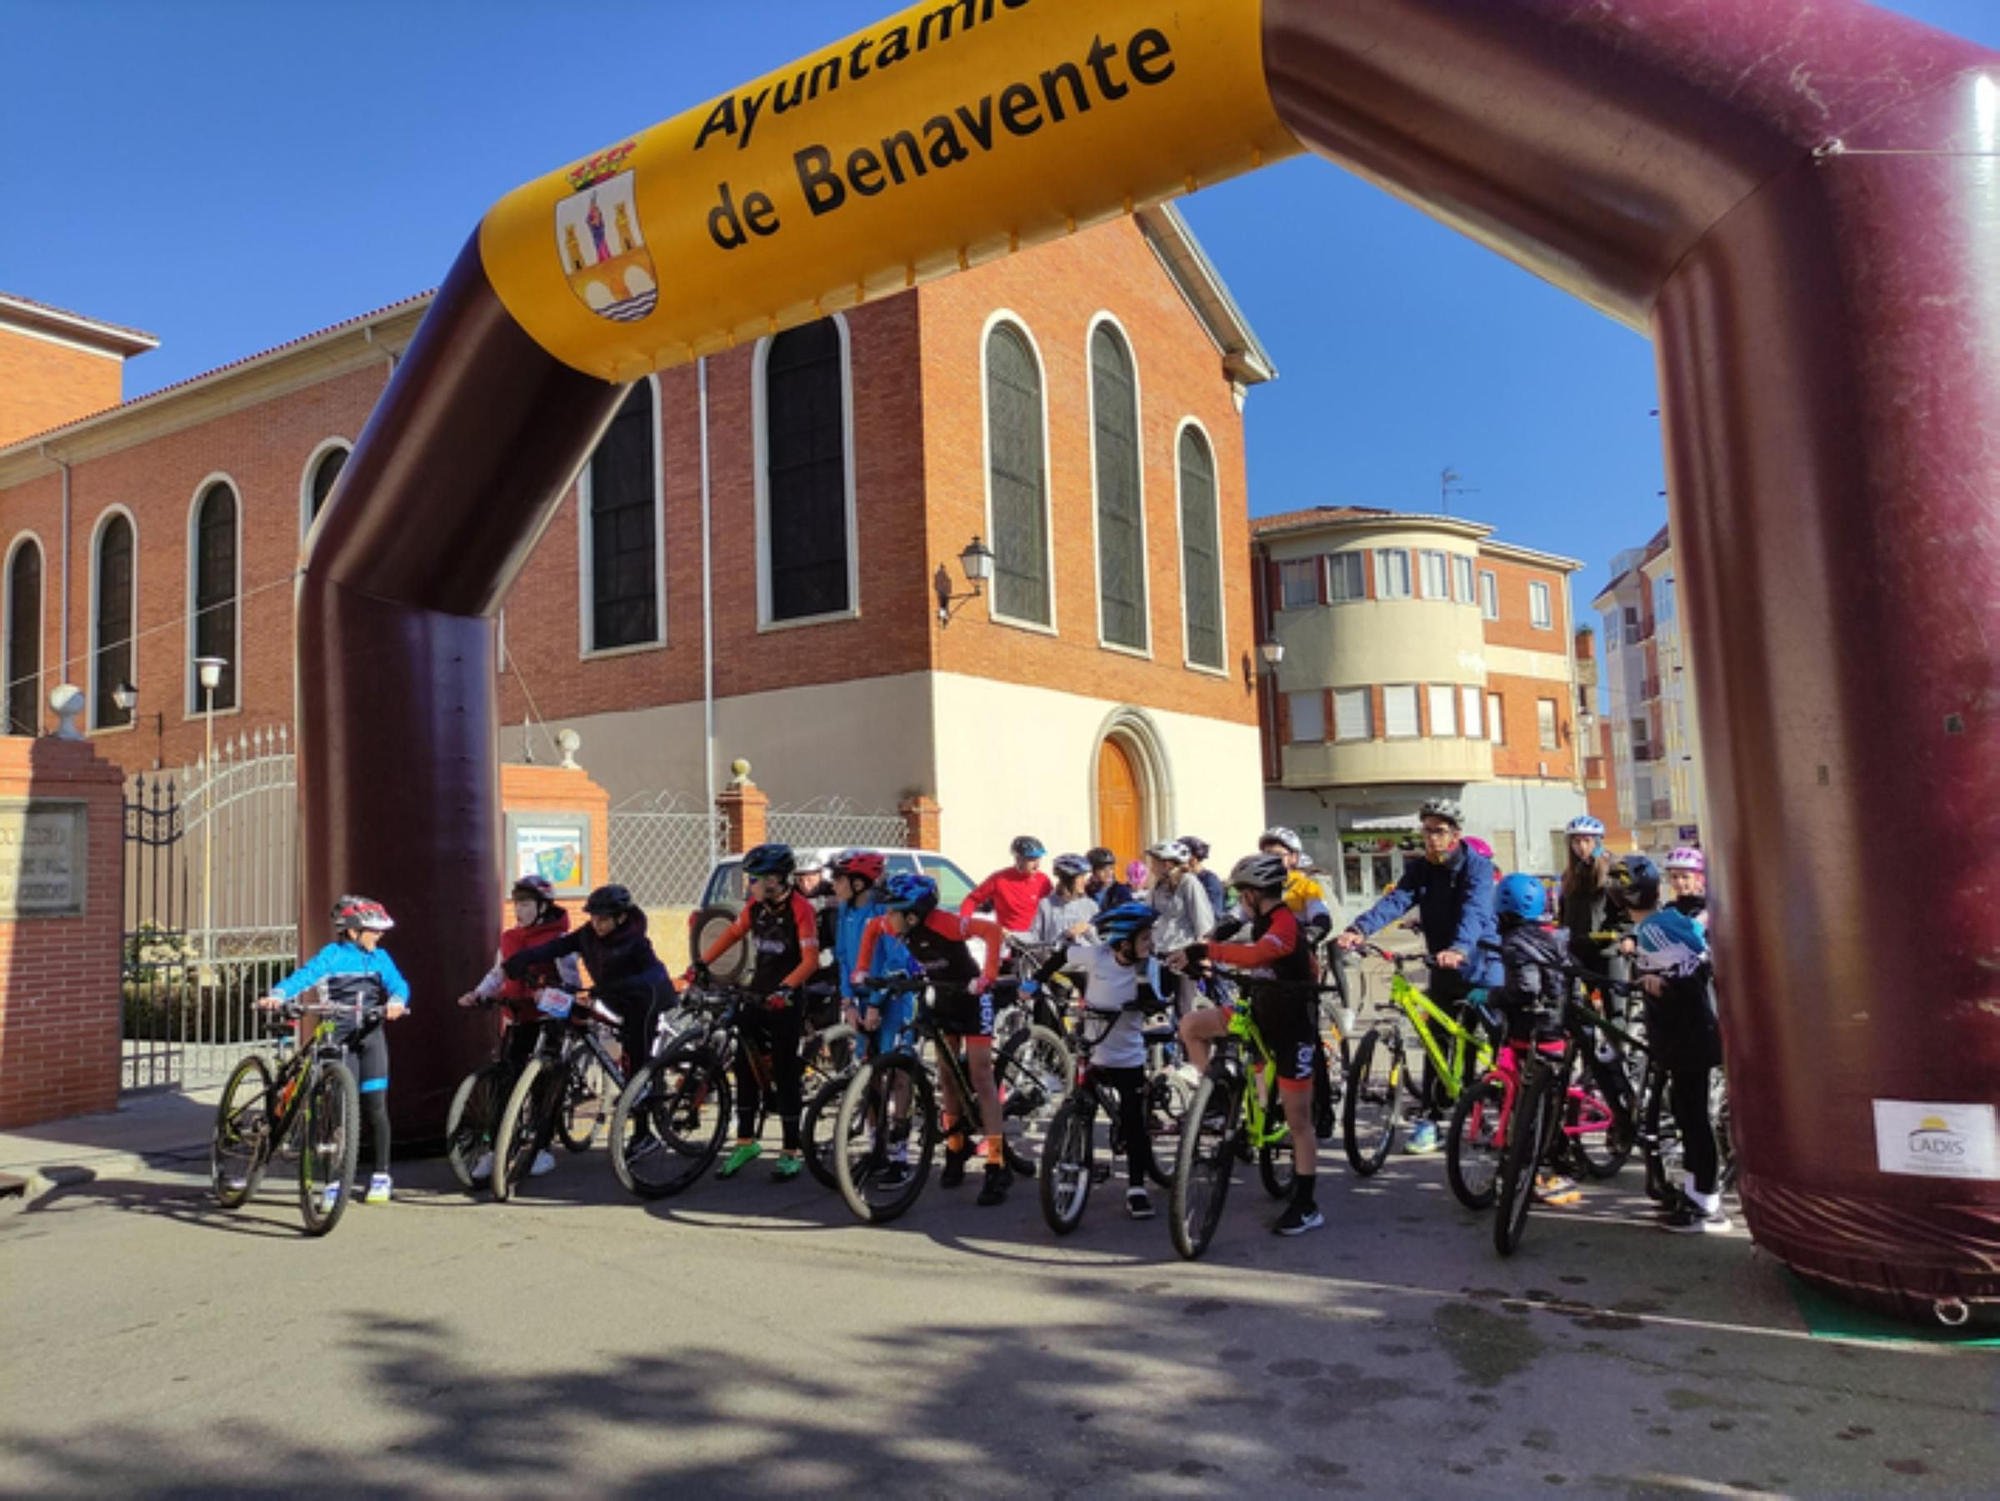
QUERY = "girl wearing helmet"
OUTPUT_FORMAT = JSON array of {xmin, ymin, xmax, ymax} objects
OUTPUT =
[
  {"xmin": 829, "ymin": 851, "xmax": 919, "ymax": 1060},
  {"xmin": 961, "ymin": 836, "xmax": 1054, "ymax": 938},
  {"xmin": 855, "ymin": 874, "xmax": 1016, "ymax": 1205},
  {"xmin": 1144, "ymin": 841, "xmax": 1213, "ymax": 1015},
  {"xmin": 1491, "ymin": 873, "xmax": 1583, "ymax": 1207},
  {"xmin": 1066, "ymin": 901, "xmax": 1169, "ymax": 1219},
  {"xmin": 1178, "ymin": 835, "xmax": 1228, "ymax": 916},
  {"xmin": 1558, "ymin": 816, "xmax": 1628, "ymax": 990},
  {"xmin": 1027, "ymin": 855, "xmax": 1100, "ymax": 993},
  {"xmin": 260, "ymin": 896, "xmax": 412, "ymax": 1204},
  {"xmin": 1663, "ymin": 847, "xmax": 1709, "ymax": 932}
]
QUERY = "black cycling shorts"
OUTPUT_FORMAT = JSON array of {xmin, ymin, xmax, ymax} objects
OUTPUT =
[
  {"xmin": 1249, "ymin": 988, "xmax": 1316, "ymax": 1087},
  {"xmin": 931, "ymin": 984, "xmax": 996, "ymax": 1042},
  {"xmin": 334, "ymin": 1020, "xmax": 391, "ymax": 1094}
]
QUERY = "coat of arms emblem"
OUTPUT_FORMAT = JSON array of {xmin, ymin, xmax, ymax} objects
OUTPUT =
[{"xmin": 554, "ymin": 143, "xmax": 657, "ymax": 322}]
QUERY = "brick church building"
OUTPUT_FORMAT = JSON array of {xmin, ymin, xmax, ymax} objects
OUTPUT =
[{"xmin": 0, "ymin": 207, "xmax": 1273, "ymax": 869}]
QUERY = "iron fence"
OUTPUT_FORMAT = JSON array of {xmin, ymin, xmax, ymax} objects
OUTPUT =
[
  {"xmin": 768, "ymin": 797, "xmax": 909, "ymax": 854},
  {"xmin": 608, "ymin": 792, "xmax": 724, "ymax": 909}
]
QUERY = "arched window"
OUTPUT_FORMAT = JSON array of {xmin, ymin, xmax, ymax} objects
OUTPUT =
[
  {"xmin": 1177, "ymin": 424, "xmax": 1225, "ymax": 670},
  {"xmin": 582, "ymin": 379, "xmax": 662, "ymax": 653},
  {"xmin": 759, "ymin": 316, "xmax": 854, "ymax": 624},
  {"xmin": 984, "ymin": 321, "xmax": 1052, "ymax": 628},
  {"xmin": 93, "ymin": 513, "xmax": 135, "ymax": 729},
  {"xmin": 190, "ymin": 481, "xmax": 238, "ymax": 711},
  {"xmin": 1090, "ymin": 320, "xmax": 1147, "ymax": 651},
  {"xmin": 305, "ymin": 443, "xmax": 348, "ymax": 528},
  {"xmin": 4, "ymin": 538, "xmax": 42, "ymax": 736}
]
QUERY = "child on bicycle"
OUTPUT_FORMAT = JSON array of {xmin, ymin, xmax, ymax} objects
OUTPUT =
[
  {"xmin": 684, "ymin": 843, "xmax": 820, "ymax": 1183},
  {"xmin": 853, "ymin": 873, "xmax": 1013, "ymax": 1205},
  {"xmin": 1175, "ymin": 852, "xmax": 1324, "ymax": 1236},
  {"xmin": 1146, "ymin": 841, "xmax": 1213, "ymax": 1016},
  {"xmin": 456, "ymin": 874, "xmax": 581, "ymax": 1181},
  {"xmin": 1664, "ymin": 847, "xmax": 1708, "ymax": 935},
  {"xmin": 1492, "ymin": 872, "xmax": 1583, "ymax": 1208},
  {"xmin": 259, "ymin": 896, "xmax": 409, "ymax": 1205},
  {"xmin": 829, "ymin": 850, "xmax": 917, "ymax": 1059},
  {"xmin": 1068, "ymin": 901, "xmax": 1168, "ymax": 1220},
  {"xmin": 1335, "ymin": 798, "xmax": 1499, "ymax": 1154},
  {"xmin": 1024, "ymin": 852, "xmax": 1099, "ymax": 995},
  {"xmin": 1614, "ymin": 854, "xmax": 1729, "ymax": 1234}
]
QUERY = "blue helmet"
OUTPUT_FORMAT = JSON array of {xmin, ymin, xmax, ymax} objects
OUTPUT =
[
  {"xmin": 881, "ymin": 872, "xmax": 940, "ymax": 920},
  {"xmin": 1566, "ymin": 815, "xmax": 1605, "ymax": 839},
  {"xmin": 741, "ymin": 843, "xmax": 796, "ymax": 880},
  {"xmin": 1611, "ymin": 854, "xmax": 1662, "ymax": 911},
  {"xmin": 1095, "ymin": 901, "xmax": 1158, "ymax": 946},
  {"xmin": 1495, "ymin": 873, "xmax": 1547, "ymax": 923},
  {"xmin": 1011, "ymin": 835, "xmax": 1047, "ymax": 860}
]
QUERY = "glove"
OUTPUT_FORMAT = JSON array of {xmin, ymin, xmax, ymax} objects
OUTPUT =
[
  {"xmin": 766, "ymin": 986, "xmax": 794, "ymax": 1011},
  {"xmin": 1305, "ymin": 914, "xmax": 1333, "ymax": 945},
  {"xmin": 1181, "ymin": 942, "xmax": 1209, "ymax": 966},
  {"xmin": 690, "ymin": 960, "xmax": 711, "ymax": 985},
  {"xmin": 1210, "ymin": 916, "xmax": 1245, "ymax": 942}
]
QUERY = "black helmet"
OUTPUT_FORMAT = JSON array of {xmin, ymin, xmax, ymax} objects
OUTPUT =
[
  {"xmin": 1010, "ymin": 835, "xmax": 1047, "ymax": 861},
  {"xmin": 1228, "ymin": 853, "xmax": 1290, "ymax": 894},
  {"xmin": 583, "ymin": 884, "xmax": 635, "ymax": 917},
  {"xmin": 1610, "ymin": 854, "xmax": 1662, "ymax": 911},
  {"xmin": 1178, "ymin": 835, "xmax": 1210, "ymax": 861},
  {"xmin": 741, "ymin": 843, "xmax": 796, "ymax": 880},
  {"xmin": 511, "ymin": 874, "xmax": 557, "ymax": 906},
  {"xmin": 1086, "ymin": 846, "xmax": 1116, "ymax": 870}
]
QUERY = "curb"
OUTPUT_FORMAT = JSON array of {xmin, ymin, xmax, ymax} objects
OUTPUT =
[{"xmin": 3, "ymin": 1145, "xmax": 211, "ymax": 1207}]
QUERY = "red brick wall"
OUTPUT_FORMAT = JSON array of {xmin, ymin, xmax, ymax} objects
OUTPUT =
[
  {"xmin": 499, "ymin": 764, "xmax": 610, "ymax": 895},
  {"xmin": 0, "ymin": 329, "xmax": 124, "ymax": 450},
  {"xmin": 1486, "ymin": 670, "xmax": 1579, "ymax": 781},
  {"xmin": 1479, "ymin": 553, "xmax": 1571, "ymax": 651},
  {"xmin": 0, "ymin": 737, "xmax": 124, "ymax": 1128}
]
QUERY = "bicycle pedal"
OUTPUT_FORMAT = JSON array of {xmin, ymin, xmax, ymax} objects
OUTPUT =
[{"xmin": 1089, "ymin": 1165, "xmax": 1113, "ymax": 1185}]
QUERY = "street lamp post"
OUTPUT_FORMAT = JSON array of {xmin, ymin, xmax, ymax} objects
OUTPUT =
[{"xmin": 194, "ymin": 657, "xmax": 227, "ymax": 976}]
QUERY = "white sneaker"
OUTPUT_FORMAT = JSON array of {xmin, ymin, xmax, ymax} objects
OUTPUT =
[
  {"xmin": 530, "ymin": 1150, "xmax": 556, "ymax": 1177},
  {"xmin": 364, "ymin": 1173, "xmax": 393, "ymax": 1205},
  {"xmin": 470, "ymin": 1151, "xmax": 494, "ymax": 1180}
]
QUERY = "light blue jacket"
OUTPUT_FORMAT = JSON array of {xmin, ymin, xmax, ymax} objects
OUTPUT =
[
  {"xmin": 834, "ymin": 896, "xmax": 915, "ymax": 1003},
  {"xmin": 272, "ymin": 940, "xmax": 411, "ymax": 1007}
]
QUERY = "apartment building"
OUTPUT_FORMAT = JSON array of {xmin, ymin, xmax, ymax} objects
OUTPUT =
[
  {"xmin": 1251, "ymin": 506, "xmax": 1588, "ymax": 909},
  {"xmin": 0, "ymin": 205, "xmax": 1273, "ymax": 871}
]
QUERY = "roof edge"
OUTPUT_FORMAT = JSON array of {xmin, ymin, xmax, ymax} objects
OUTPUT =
[
  {"xmin": 0, "ymin": 293, "xmax": 158, "ymax": 357},
  {"xmin": 1135, "ymin": 202, "xmax": 1277, "ymax": 386}
]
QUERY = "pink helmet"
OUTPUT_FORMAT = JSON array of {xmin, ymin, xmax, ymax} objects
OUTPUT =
[
  {"xmin": 1664, "ymin": 846, "xmax": 1706, "ymax": 873},
  {"xmin": 1461, "ymin": 836, "xmax": 1502, "ymax": 882}
]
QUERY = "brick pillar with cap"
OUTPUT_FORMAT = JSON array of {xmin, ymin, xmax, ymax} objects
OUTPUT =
[
  {"xmin": 900, "ymin": 794, "xmax": 942, "ymax": 853},
  {"xmin": 717, "ymin": 769, "xmax": 768, "ymax": 855}
]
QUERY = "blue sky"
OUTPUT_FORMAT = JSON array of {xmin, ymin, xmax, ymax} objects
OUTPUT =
[{"xmin": 4, "ymin": 0, "xmax": 1993, "ymax": 604}]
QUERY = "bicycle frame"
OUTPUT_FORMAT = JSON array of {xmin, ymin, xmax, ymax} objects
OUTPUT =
[{"xmin": 1354, "ymin": 948, "xmax": 1493, "ymax": 1105}]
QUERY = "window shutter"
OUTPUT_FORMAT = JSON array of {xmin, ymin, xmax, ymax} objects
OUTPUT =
[
  {"xmin": 986, "ymin": 324, "xmax": 1051, "ymax": 626},
  {"xmin": 6, "ymin": 542, "xmax": 41, "ymax": 736},
  {"xmin": 1177, "ymin": 427, "xmax": 1223, "ymax": 668},
  {"xmin": 1384, "ymin": 685, "xmax": 1419, "ymax": 737},
  {"xmin": 1091, "ymin": 324, "xmax": 1146, "ymax": 648},
  {"xmin": 94, "ymin": 517, "xmax": 134, "ymax": 729},
  {"xmin": 1334, "ymin": 688, "xmax": 1372, "ymax": 741},
  {"xmin": 1288, "ymin": 690, "xmax": 1326, "ymax": 743},
  {"xmin": 765, "ymin": 318, "xmax": 850, "ymax": 622},
  {"xmin": 1460, "ymin": 684, "xmax": 1483, "ymax": 740},
  {"xmin": 587, "ymin": 382, "xmax": 660, "ymax": 649},
  {"xmin": 193, "ymin": 483, "xmax": 238, "ymax": 710},
  {"xmin": 1427, "ymin": 684, "xmax": 1457, "ymax": 736}
]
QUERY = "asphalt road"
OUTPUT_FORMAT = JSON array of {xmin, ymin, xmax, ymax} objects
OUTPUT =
[{"xmin": 2, "ymin": 1132, "xmax": 1993, "ymax": 1499}]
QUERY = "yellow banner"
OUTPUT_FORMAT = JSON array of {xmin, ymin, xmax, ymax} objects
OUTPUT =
[{"xmin": 479, "ymin": 0, "xmax": 1295, "ymax": 382}]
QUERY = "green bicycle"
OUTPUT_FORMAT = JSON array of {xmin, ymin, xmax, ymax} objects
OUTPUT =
[
  {"xmin": 1339, "ymin": 943, "xmax": 1494, "ymax": 1176},
  {"xmin": 1169, "ymin": 974, "xmax": 1329, "ymax": 1260}
]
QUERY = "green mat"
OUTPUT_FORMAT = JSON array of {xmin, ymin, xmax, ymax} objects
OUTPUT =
[{"xmin": 1787, "ymin": 1274, "xmax": 2000, "ymax": 1347}]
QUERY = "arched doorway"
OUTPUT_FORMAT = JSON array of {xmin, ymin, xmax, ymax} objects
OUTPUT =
[{"xmin": 1096, "ymin": 736, "xmax": 1142, "ymax": 868}]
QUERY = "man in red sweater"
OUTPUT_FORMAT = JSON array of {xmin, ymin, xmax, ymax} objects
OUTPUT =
[{"xmin": 961, "ymin": 835, "xmax": 1053, "ymax": 937}]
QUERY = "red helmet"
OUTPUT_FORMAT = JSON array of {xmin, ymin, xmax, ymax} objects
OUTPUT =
[
  {"xmin": 331, "ymin": 895, "xmax": 394, "ymax": 933},
  {"xmin": 831, "ymin": 849, "xmax": 887, "ymax": 885}
]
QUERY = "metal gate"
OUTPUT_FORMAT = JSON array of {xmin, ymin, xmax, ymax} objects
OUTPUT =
[{"xmin": 121, "ymin": 728, "xmax": 302, "ymax": 1091}]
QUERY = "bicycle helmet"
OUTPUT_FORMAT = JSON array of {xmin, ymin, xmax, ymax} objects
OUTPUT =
[
  {"xmin": 741, "ymin": 843, "xmax": 797, "ymax": 880},
  {"xmin": 1010, "ymin": 834, "xmax": 1047, "ymax": 861},
  {"xmin": 1664, "ymin": 846, "xmax": 1706, "ymax": 873},
  {"xmin": 1228, "ymin": 852, "xmax": 1290, "ymax": 894},
  {"xmin": 582, "ymin": 883, "xmax": 635, "ymax": 917},
  {"xmin": 1146, "ymin": 839, "xmax": 1190, "ymax": 865},
  {"xmin": 331, "ymin": 895, "xmax": 394, "ymax": 932},
  {"xmin": 1095, "ymin": 901, "xmax": 1159, "ymax": 946},
  {"xmin": 1418, "ymin": 798, "xmax": 1464, "ymax": 829},
  {"xmin": 510, "ymin": 874, "xmax": 557, "ymax": 906},
  {"xmin": 1086, "ymin": 846, "xmax": 1116, "ymax": 869},
  {"xmin": 1051, "ymin": 852, "xmax": 1091, "ymax": 880},
  {"xmin": 1611, "ymin": 854, "xmax": 1662, "ymax": 910},
  {"xmin": 793, "ymin": 852, "xmax": 826, "ymax": 876},
  {"xmin": 830, "ymin": 849, "xmax": 886, "ymax": 885},
  {"xmin": 1495, "ymin": 873, "xmax": 1547, "ymax": 923},
  {"xmin": 1566, "ymin": 815, "xmax": 1606, "ymax": 838},
  {"xmin": 881, "ymin": 872, "xmax": 940, "ymax": 920},
  {"xmin": 1178, "ymin": 834, "xmax": 1211, "ymax": 861},
  {"xmin": 1258, "ymin": 825, "xmax": 1303, "ymax": 855}
]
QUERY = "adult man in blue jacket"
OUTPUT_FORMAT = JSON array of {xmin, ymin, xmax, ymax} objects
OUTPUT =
[{"xmin": 1335, "ymin": 798, "xmax": 1499, "ymax": 1153}]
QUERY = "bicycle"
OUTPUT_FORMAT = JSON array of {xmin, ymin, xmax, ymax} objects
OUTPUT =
[
  {"xmin": 210, "ymin": 992, "xmax": 385, "ymax": 1237},
  {"xmin": 831, "ymin": 974, "xmax": 1074, "ymax": 1224},
  {"xmin": 488, "ymin": 984, "xmax": 631, "ymax": 1201},
  {"xmin": 1167, "ymin": 970, "xmax": 1336, "ymax": 1261},
  {"xmin": 1039, "ymin": 998, "xmax": 1188, "ymax": 1234},
  {"xmin": 1338, "ymin": 943, "xmax": 1495, "ymax": 1175}
]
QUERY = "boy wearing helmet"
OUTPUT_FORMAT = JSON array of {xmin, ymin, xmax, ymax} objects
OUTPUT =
[
  {"xmin": 1068, "ymin": 901, "xmax": 1170, "ymax": 1219},
  {"xmin": 1173, "ymin": 852, "xmax": 1325, "ymax": 1235},
  {"xmin": 1084, "ymin": 847, "xmax": 1135, "ymax": 911},
  {"xmin": 855, "ymin": 874, "xmax": 1015, "ymax": 1205},
  {"xmin": 1492, "ymin": 873, "xmax": 1584, "ymax": 1207},
  {"xmin": 506, "ymin": 882, "xmax": 672, "ymax": 1096},
  {"xmin": 829, "ymin": 850, "xmax": 918, "ymax": 1059},
  {"xmin": 1253, "ymin": 827, "xmax": 1334, "ymax": 944},
  {"xmin": 260, "ymin": 896, "xmax": 411, "ymax": 1204},
  {"xmin": 684, "ymin": 844, "xmax": 821, "ymax": 1182},
  {"xmin": 960, "ymin": 835, "xmax": 1053, "ymax": 938},
  {"xmin": 1178, "ymin": 835, "xmax": 1228, "ymax": 917}
]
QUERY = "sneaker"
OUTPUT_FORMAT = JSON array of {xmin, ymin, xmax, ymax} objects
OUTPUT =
[
  {"xmin": 941, "ymin": 1138, "xmax": 972, "ymax": 1189},
  {"xmin": 1534, "ymin": 1173, "xmax": 1582, "ymax": 1207},
  {"xmin": 529, "ymin": 1150, "xmax": 556, "ymax": 1178},
  {"xmin": 876, "ymin": 1158, "xmax": 913, "ymax": 1190},
  {"xmin": 716, "ymin": 1141, "xmax": 763, "ymax": 1179},
  {"xmin": 1126, "ymin": 1187, "xmax": 1155, "ymax": 1220},
  {"xmin": 1404, "ymin": 1119, "xmax": 1441, "ymax": 1155},
  {"xmin": 976, "ymin": 1162, "xmax": 1014, "ymax": 1206},
  {"xmin": 364, "ymin": 1174, "xmax": 393, "ymax": 1205},
  {"xmin": 1661, "ymin": 1201, "xmax": 1732, "ymax": 1235},
  {"xmin": 771, "ymin": 1154, "xmax": 803, "ymax": 1182},
  {"xmin": 470, "ymin": 1151, "xmax": 494, "ymax": 1181},
  {"xmin": 322, "ymin": 1184, "xmax": 342, "ymax": 1212},
  {"xmin": 1274, "ymin": 1200, "xmax": 1325, "ymax": 1236}
]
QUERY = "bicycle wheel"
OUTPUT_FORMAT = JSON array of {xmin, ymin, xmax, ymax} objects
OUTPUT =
[
  {"xmin": 1342, "ymin": 1030, "xmax": 1402, "ymax": 1176},
  {"xmin": 1713, "ymin": 1074, "xmax": 1738, "ymax": 1193},
  {"xmin": 1143, "ymin": 1065, "xmax": 1193, "ymax": 1190},
  {"xmin": 211, "ymin": 1053, "xmax": 274, "ymax": 1208},
  {"xmin": 1038, "ymin": 1095, "xmax": 1097, "ymax": 1235},
  {"xmin": 1170, "ymin": 1073, "xmax": 1239, "ymax": 1261},
  {"xmin": 296, "ymin": 1062, "xmax": 360, "ymax": 1237},
  {"xmin": 801, "ymin": 1023, "xmax": 858, "ymax": 1092},
  {"xmin": 1569, "ymin": 1054, "xmax": 1636, "ymax": 1179},
  {"xmin": 608, "ymin": 1046, "xmax": 732, "ymax": 1200},
  {"xmin": 1493, "ymin": 1073, "xmax": 1553, "ymax": 1257},
  {"xmin": 493, "ymin": 1058, "xmax": 563, "ymax": 1201},
  {"xmin": 834, "ymin": 1052, "xmax": 936, "ymax": 1224},
  {"xmin": 557, "ymin": 1048, "xmax": 610, "ymax": 1153},
  {"xmin": 1446, "ymin": 1075, "xmax": 1505, "ymax": 1209},
  {"xmin": 995, "ymin": 1024, "xmax": 1073, "ymax": 1168},
  {"xmin": 444, "ymin": 1062, "xmax": 511, "ymax": 1193},
  {"xmin": 1257, "ymin": 1073, "xmax": 1296, "ymax": 1200},
  {"xmin": 800, "ymin": 1069, "xmax": 855, "ymax": 1191}
]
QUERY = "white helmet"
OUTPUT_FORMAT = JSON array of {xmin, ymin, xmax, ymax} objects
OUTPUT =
[
  {"xmin": 1146, "ymin": 840, "xmax": 1191, "ymax": 864},
  {"xmin": 1567, "ymin": 816, "xmax": 1606, "ymax": 838},
  {"xmin": 1259, "ymin": 826, "xmax": 1303, "ymax": 855}
]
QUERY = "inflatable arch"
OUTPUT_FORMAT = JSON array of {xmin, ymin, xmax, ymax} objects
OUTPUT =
[{"xmin": 305, "ymin": 0, "xmax": 1999, "ymax": 1319}]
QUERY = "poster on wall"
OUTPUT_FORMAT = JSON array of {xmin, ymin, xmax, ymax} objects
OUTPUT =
[{"xmin": 505, "ymin": 812, "xmax": 592, "ymax": 898}]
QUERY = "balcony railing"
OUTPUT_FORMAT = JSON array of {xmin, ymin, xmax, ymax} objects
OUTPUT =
[{"xmin": 1649, "ymin": 797, "xmax": 1675, "ymax": 821}]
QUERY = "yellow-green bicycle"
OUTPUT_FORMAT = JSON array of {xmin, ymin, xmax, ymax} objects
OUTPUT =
[{"xmin": 1339, "ymin": 943, "xmax": 1495, "ymax": 1175}]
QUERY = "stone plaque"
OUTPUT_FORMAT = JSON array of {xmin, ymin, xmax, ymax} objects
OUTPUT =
[{"xmin": 0, "ymin": 799, "xmax": 88, "ymax": 919}]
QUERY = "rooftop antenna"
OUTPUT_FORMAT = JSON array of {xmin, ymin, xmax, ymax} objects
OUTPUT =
[{"xmin": 1440, "ymin": 466, "xmax": 1480, "ymax": 516}]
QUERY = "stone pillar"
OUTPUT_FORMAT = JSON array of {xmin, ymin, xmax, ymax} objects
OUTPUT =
[
  {"xmin": 0, "ymin": 738, "xmax": 125, "ymax": 1128},
  {"xmin": 499, "ymin": 763, "xmax": 611, "ymax": 904},
  {"xmin": 717, "ymin": 775, "xmax": 768, "ymax": 855},
  {"xmin": 900, "ymin": 794, "xmax": 942, "ymax": 854}
]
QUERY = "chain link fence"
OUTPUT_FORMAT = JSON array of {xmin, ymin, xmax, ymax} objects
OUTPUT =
[
  {"xmin": 768, "ymin": 797, "xmax": 909, "ymax": 852},
  {"xmin": 608, "ymin": 792, "xmax": 726, "ymax": 908}
]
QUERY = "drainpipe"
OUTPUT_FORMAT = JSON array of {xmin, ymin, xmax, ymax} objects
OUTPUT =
[
  {"xmin": 699, "ymin": 357, "xmax": 716, "ymax": 867},
  {"xmin": 39, "ymin": 442, "xmax": 70, "ymax": 692},
  {"xmin": 364, "ymin": 324, "xmax": 398, "ymax": 382}
]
